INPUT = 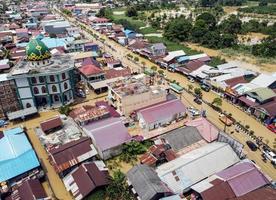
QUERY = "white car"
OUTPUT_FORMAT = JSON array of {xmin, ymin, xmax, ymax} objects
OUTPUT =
[
  {"xmin": 263, "ymin": 151, "xmax": 276, "ymax": 164},
  {"xmin": 187, "ymin": 107, "xmax": 201, "ymax": 116}
]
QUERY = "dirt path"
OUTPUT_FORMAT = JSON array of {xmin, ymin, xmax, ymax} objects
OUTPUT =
[{"xmin": 186, "ymin": 43, "xmax": 276, "ymax": 73}]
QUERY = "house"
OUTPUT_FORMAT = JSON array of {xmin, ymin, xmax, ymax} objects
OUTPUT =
[
  {"xmin": 78, "ymin": 63, "xmax": 105, "ymax": 83},
  {"xmin": 156, "ymin": 142, "xmax": 240, "ymax": 194},
  {"xmin": 137, "ymin": 99, "xmax": 186, "ymax": 131},
  {"xmin": 69, "ymin": 105, "xmax": 110, "ymax": 125},
  {"xmin": 15, "ymin": 28, "xmax": 29, "ymax": 38},
  {"xmin": 42, "ymin": 20, "xmax": 71, "ymax": 34},
  {"xmin": 189, "ymin": 64, "xmax": 212, "ymax": 80},
  {"xmin": 66, "ymin": 27, "xmax": 80, "ymax": 38},
  {"xmin": 127, "ymin": 164, "xmax": 173, "ymax": 200},
  {"xmin": 148, "ymin": 43, "xmax": 167, "ymax": 57},
  {"xmin": 252, "ymin": 97, "xmax": 276, "ymax": 122},
  {"xmin": 40, "ymin": 116, "xmax": 63, "ymax": 134},
  {"xmin": 48, "ymin": 137, "xmax": 98, "ymax": 175},
  {"xmin": 243, "ymin": 87, "xmax": 276, "ymax": 104},
  {"xmin": 179, "ymin": 60, "xmax": 205, "ymax": 75},
  {"xmin": 0, "ymin": 127, "xmax": 40, "ymax": 183},
  {"xmin": 84, "ymin": 42, "xmax": 99, "ymax": 52},
  {"xmin": 83, "ymin": 117, "xmax": 131, "ymax": 160},
  {"xmin": 107, "ymin": 77, "xmax": 168, "ymax": 116},
  {"xmin": 140, "ymin": 144, "xmax": 177, "ymax": 166},
  {"xmin": 63, "ymin": 161, "xmax": 110, "ymax": 200},
  {"xmin": 232, "ymin": 187, "xmax": 276, "ymax": 200},
  {"xmin": 250, "ymin": 73, "xmax": 276, "ymax": 89},
  {"xmin": 123, "ymin": 29, "xmax": 136, "ymax": 39},
  {"xmin": 185, "ymin": 117, "xmax": 219, "ymax": 143},
  {"xmin": 160, "ymin": 126, "xmax": 207, "ymax": 155},
  {"xmin": 191, "ymin": 161, "xmax": 270, "ymax": 200},
  {"xmin": 5, "ymin": 179, "xmax": 50, "ymax": 200},
  {"xmin": 163, "ymin": 50, "xmax": 186, "ymax": 64}
]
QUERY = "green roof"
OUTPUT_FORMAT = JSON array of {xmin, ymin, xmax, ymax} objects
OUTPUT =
[
  {"xmin": 246, "ymin": 87, "xmax": 276, "ymax": 103},
  {"xmin": 26, "ymin": 39, "xmax": 51, "ymax": 61},
  {"xmin": 170, "ymin": 83, "xmax": 184, "ymax": 91}
]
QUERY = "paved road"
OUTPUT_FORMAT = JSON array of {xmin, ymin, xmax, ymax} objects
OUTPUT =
[{"xmin": 60, "ymin": 12, "xmax": 276, "ymax": 180}]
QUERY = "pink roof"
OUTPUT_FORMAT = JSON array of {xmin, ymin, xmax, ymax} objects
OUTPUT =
[
  {"xmin": 185, "ymin": 117, "xmax": 218, "ymax": 142},
  {"xmin": 83, "ymin": 117, "xmax": 131, "ymax": 151},
  {"xmin": 16, "ymin": 28, "xmax": 28, "ymax": 34},
  {"xmin": 79, "ymin": 64, "xmax": 103, "ymax": 76},
  {"xmin": 138, "ymin": 99, "xmax": 186, "ymax": 124},
  {"xmin": 217, "ymin": 162, "xmax": 270, "ymax": 197},
  {"xmin": 104, "ymin": 68, "xmax": 131, "ymax": 79}
]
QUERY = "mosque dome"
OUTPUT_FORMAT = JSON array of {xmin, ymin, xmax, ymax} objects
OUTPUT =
[{"xmin": 26, "ymin": 38, "xmax": 51, "ymax": 61}]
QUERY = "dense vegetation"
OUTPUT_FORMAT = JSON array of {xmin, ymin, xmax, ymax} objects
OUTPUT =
[
  {"xmin": 199, "ymin": 0, "xmax": 245, "ymax": 7},
  {"xmin": 164, "ymin": 13, "xmax": 240, "ymax": 49},
  {"xmin": 238, "ymin": 5, "xmax": 276, "ymax": 15}
]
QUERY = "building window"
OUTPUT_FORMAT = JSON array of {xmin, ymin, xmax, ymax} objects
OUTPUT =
[
  {"xmin": 39, "ymin": 76, "xmax": 45, "ymax": 83},
  {"xmin": 31, "ymin": 77, "xmax": 37, "ymax": 84},
  {"xmin": 52, "ymin": 85, "xmax": 57, "ymax": 92},
  {"xmin": 41, "ymin": 86, "xmax": 47, "ymax": 93},
  {"xmin": 50, "ymin": 75, "xmax": 55, "ymax": 82},
  {"xmin": 64, "ymin": 82, "xmax": 68, "ymax": 90},
  {"xmin": 33, "ymin": 87, "xmax": 39, "ymax": 94},
  {"xmin": 54, "ymin": 95, "xmax": 59, "ymax": 101},
  {"xmin": 62, "ymin": 73, "xmax": 66, "ymax": 80},
  {"xmin": 26, "ymin": 103, "xmax": 31, "ymax": 108}
]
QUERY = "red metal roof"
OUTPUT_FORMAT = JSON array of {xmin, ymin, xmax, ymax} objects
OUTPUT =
[
  {"xmin": 49, "ymin": 137, "xmax": 95, "ymax": 173},
  {"xmin": 225, "ymin": 76, "xmax": 248, "ymax": 88},
  {"xmin": 231, "ymin": 187, "xmax": 276, "ymax": 200},
  {"xmin": 104, "ymin": 68, "xmax": 131, "ymax": 79},
  {"xmin": 40, "ymin": 116, "xmax": 62, "ymax": 133},
  {"xmin": 79, "ymin": 64, "xmax": 103, "ymax": 76}
]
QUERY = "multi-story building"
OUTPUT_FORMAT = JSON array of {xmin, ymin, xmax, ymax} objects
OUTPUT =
[
  {"xmin": 9, "ymin": 38, "xmax": 76, "ymax": 109},
  {"xmin": 107, "ymin": 77, "xmax": 168, "ymax": 116},
  {"xmin": 0, "ymin": 74, "xmax": 20, "ymax": 118}
]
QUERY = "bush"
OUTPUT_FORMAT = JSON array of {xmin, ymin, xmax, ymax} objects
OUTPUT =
[{"xmin": 58, "ymin": 105, "xmax": 71, "ymax": 116}]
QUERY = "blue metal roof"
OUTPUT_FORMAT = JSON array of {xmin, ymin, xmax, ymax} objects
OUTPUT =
[
  {"xmin": 177, "ymin": 56, "xmax": 189, "ymax": 63},
  {"xmin": 123, "ymin": 29, "xmax": 135, "ymax": 36},
  {"xmin": 41, "ymin": 37, "xmax": 74, "ymax": 49},
  {"xmin": 0, "ymin": 127, "xmax": 40, "ymax": 182}
]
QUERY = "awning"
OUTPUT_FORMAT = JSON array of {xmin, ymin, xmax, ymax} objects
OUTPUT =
[
  {"xmin": 238, "ymin": 96, "xmax": 258, "ymax": 107},
  {"xmin": 7, "ymin": 107, "xmax": 38, "ymax": 120}
]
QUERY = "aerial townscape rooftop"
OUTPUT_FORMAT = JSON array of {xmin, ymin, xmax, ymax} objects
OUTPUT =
[{"xmin": 0, "ymin": 0, "xmax": 275, "ymax": 200}]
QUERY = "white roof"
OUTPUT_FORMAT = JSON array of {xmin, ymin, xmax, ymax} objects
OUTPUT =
[
  {"xmin": 191, "ymin": 174, "xmax": 222, "ymax": 193},
  {"xmin": 163, "ymin": 50, "xmax": 186, "ymax": 62},
  {"xmin": 0, "ymin": 59, "xmax": 9, "ymax": 65},
  {"xmin": 90, "ymin": 77, "xmax": 125, "ymax": 90},
  {"xmin": 156, "ymin": 142, "xmax": 240, "ymax": 194},
  {"xmin": 189, "ymin": 64, "xmax": 212, "ymax": 78},
  {"xmin": 0, "ymin": 74, "xmax": 8, "ymax": 82},
  {"xmin": 232, "ymin": 83, "xmax": 258, "ymax": 95},
  {"xmin": 250, "ymin": 73, "xmax": 276, "ymax": 87},
  {"xmin": 188, "ymin": 53, "xmax": 208, "ymax": 60},
  {"xmin": 216, "ymin": 61, "xmax": 239, "ymax": 70}
]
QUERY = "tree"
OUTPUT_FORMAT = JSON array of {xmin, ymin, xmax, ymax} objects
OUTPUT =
[
  {"xmin": 59, "ymin": 105, "xmax": 71, "ymax": 116},
  {"xmin": 196, "ymin": 12, "xmax": 216, "ymax": 30},
  {"xmin": 220, "ymin": 15, "xmax": 242, "ymax": 34},
  {"xmin": 221, "ymin": 33, "xmax": 237, "ymax": 47},
  {"xmin": 259, "ymin": 0, "xmax": 268, "ymax": 6},
  {"xmin": 134, "ymin": 57, "xmax": 139, "ymax": 62},
  {"xmin": 191, "ymin": 19, "xmax": 208, "ymax": 43},
  {"xmin": 194, "ymin": 88, "xmax": 202, "ymax": 97},
  {"xmin": 252, "ymin": 36, "xmax": 276, "ymax": 57},
  {"xmin": 212, "ymin": 97, "xmax": 222, "ymax": 107},
  {"xmin": 151, "ymin": 66, "xmax": 157, "ymax": 71},
  {"xmin": 188, "ymin": 84, "xmax": 194, "ymax": 92},
  {"xmin": 158, "ymin": 69, "xmax": 164, "ymax": 76},
  {"xmin": 126, "ymin": 6, "xmax": 138, "ymax": 17},
  {"xmin": 141, "ymin": 61, "xmax": 146, "ymax": 66},
  {"xmin": 96, "ymin": 7, "xmax": 112, "ymax": 19},
  {"xmin": 106, "ymin": 170, "xmax": 134, "ymax": 200},
  {"xmin": 164, "ymin": 17, "xmax": 192, "ymax": 42}
]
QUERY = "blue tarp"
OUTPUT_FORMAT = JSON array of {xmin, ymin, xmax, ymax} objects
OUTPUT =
[
  {"xmin": 0, "ymin": 127, "xmax": 40, "ymax": 182},
  {"xmin": 177, "ymin": 56, "xmax": 189, "ymax": 63}
]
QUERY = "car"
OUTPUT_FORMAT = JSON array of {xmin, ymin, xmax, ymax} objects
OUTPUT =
[
  {"xmin": 188, "ymin": 77, "xmax": 195, "ymax": 83},
  {"xmin": 246, "ymin": 141, "xmax": 258, "ymax": 151},
  {"xmin": 267, "ymin": 123, "xmax": 276, "ymax": 133},
  {"xmin": 187, "ymin": 107, "xmax": 201, "ymax": 116},
  {"xmin": 0, "ymin": 119, "xmax": 8, "ymax": 127},
  {"xmin": 200, "ymin": 84, "xmax": 211, "ymax": 92},
  {"xmin": 76, "ymin": 89, "xmax": 86, "ymax": 98},
  {"xmin": 194, "ymin": 98, "xmax": 202, "ymax": 105},
  {"xmin": 263, "ymin": 150, "xmax": 276, "ymax": 164}
]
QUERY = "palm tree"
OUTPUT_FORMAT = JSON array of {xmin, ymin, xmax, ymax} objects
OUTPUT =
[
  {"xmin": 151, "ymin": 66, "xmax": 157, "ymax": 71},
  {"xmin": 194, "ymin": 88, "xmax": 202, "ymax": 97}
]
